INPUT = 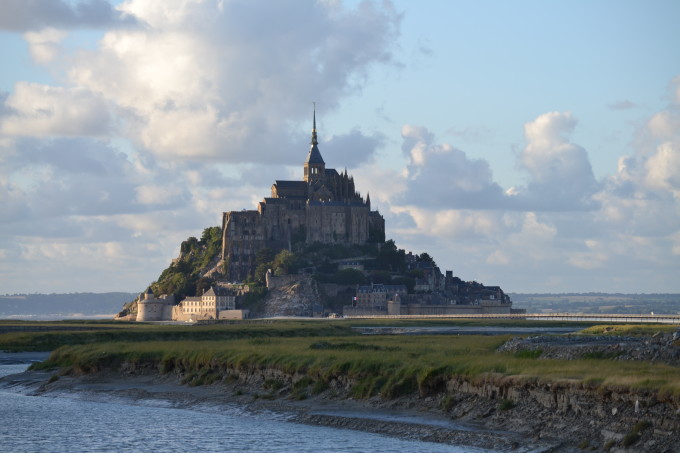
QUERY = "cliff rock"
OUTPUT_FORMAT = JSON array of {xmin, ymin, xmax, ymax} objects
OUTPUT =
[{"xmin": 260, "ymin": 275, "xmax": 319, "ymax": 317}]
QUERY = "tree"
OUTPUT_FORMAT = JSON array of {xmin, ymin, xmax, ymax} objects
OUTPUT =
[
  {"xmin": 273, "ymin": 250, "xmax": 298, "ymax": 276},
  {"xmin": 180, "ymin": 237, "xmax": 199, "ymax": 254},
  {"xmin": 253, "ymin": 248, "xmax": 276, "ymax": 283},
  {"xmin": 417, "ymin": 252, "xmax": 435, "ymax": 265},
  {"xmin": 375, "ymin": 239, "xmax": 406, "ymax": 272}
]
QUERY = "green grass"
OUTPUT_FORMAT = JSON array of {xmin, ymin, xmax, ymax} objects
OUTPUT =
[
  {"xmin": 514, "ymin": 349, "xmax": 543, "ymax": 359},
  {"xmin": 0, "ymin": 320, "xmax": 356, "ymax": 351},
  {"xmin": 6, "ymin": 319, "xmax": 680, "ymax": 403},
  {"xmin": 27, "ymin": 332, "xmax": 680, "ymax": 402},
  {"xmin": 579, "ymin": 324, "xmax": 678, "ymax": 336}
]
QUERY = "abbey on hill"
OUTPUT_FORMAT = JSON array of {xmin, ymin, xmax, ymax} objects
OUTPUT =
[
  {"xmin": 221, "ymin": 108, "xmax": 385, "ymax": 281},
  {"xmin": 125, "ymin": 108, "xmax": 520, "ymax": 322}
]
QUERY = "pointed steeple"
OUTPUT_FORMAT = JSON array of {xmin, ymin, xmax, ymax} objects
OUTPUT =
[
  {"xmin": 366, "ymin": 192, "xmax": 371, "ymax": 209},
  {"xmin": 311, "ymin": 102, "xmax": 318, "ymax": 146},
  {"xmin": 304, "ymin": 103, "xmax": 325, "ymax": 182}
]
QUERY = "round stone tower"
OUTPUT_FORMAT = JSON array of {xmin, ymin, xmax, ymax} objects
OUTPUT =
[{"xmin": 136, "ymin": 287, "xmax": 166, "ymax": 322}]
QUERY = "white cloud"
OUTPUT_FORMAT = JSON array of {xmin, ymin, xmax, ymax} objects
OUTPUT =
[
  {"xmin": 135, "ymin": 184, "xmax": 185, "ymax": 206},
  {"xmin": 396, "ymin": 125, "xmax": 506, "ymax": 209},
  {"xmin": 518, "ymin": 111, "xmax": 599, "ymax": 210},
  {"xmin": 363, "ymin": 84, "xmax": 679, "ymax": 292},
  {"xmin": 65, "ymin": 0, "xmax": 399, "ymax": 163},
  {"xmin": 1, "ymin": 83, "xmax": 112, "ymax": 137},
  {"xmin": 644, "ymin": 142, "xmax": 680, "ymax": 197},
  {"xmin": 23, "ymin": 28, "xmax": 67, "ymax": 63}
]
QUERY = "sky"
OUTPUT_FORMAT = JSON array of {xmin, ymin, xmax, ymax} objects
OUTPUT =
[{"xmin": 1, "ymin": 0, "xmax": 679, "ymax": 295}]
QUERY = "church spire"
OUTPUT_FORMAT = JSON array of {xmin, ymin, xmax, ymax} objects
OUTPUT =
[
  {"xmin": 304, "ymin": 103, "xmax": 325, "ymax": 182},
  {"xmin": 311, "ymin": 102, "xmax": 318, "ymax": 146}
]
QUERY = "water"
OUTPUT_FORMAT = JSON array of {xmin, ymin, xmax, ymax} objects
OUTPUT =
[{"xmin": 0, "ymin": 363, "xmax": 492, "ymax": 453}]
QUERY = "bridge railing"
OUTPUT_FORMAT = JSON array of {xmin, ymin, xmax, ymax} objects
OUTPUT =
[{"xmin": 343, "ymin": 313, "xmax": 680, "ymax": 324}]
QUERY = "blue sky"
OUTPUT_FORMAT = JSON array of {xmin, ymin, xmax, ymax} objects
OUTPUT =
[{"xmin": 1, "ymin": 0, "xmax": 679, "ymax": 294}]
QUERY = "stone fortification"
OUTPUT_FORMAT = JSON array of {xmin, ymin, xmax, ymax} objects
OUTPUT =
[
  {"xmin": 221, "ymin": 109, "xmax": 384, "ymax": 281},
  {"xmin": 136, "ymin": 288, "xmax": 174, "ymax": 322},
  {"xmin": 136, "ymin": 285, "xmax": 249, "ymax": 322}
]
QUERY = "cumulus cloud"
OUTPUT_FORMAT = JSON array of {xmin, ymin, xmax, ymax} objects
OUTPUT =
[
  {"xmin": 396, "ymin": 125, "xmax": 506, "ymax": 209},
  {"xmin": 372, "ymin": 85, "xmax": 679, "ymax": 292},
  {"xmin": 0, "ymin": 0, "xmax": 137, "ymax": 32},
  {"xmin": 65, "ymin": 0, "xmax": 399, "ymax": 163},
  {"xmin": 321, "ymin": 129, "xmax": 386, "ymax": 168},
  {"xmin": 23, "ymin": 28, "xmax": 68, "ymax": 63},
  {"xmin": 0, "ymin": 83, "xmax": 112, "ymax": 137},
  {"xmin": 393, "ymin": 116, "xmax": 600, "ymax": 212},
  {"xmin": 516, "ymin": 111, "xmax": 600, "ymax": 210}
]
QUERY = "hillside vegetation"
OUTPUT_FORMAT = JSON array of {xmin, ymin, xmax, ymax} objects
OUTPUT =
[
  {"xmin": 120, "ymin": 228, "xmax": 436, "ymax": 316},
  {"xmin": 119, "ymin": 226, "xmax": 223, "ymax": 316}
]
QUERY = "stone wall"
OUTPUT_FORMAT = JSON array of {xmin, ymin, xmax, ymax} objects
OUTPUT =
[{"xmin": 218, "ymin": 309, "xmax": 249, "ymax": 320}]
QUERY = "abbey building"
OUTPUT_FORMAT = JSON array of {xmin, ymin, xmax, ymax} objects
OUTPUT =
[{"xmin": 221, "ymin": 110, "xmax": 385, "ymax": 281}]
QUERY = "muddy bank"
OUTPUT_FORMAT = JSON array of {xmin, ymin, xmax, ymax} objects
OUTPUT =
[
  {"xmin": 2, "ymin": 354, "xmax": 679, "ymax": 453},
  {"xmin": 1, "ymin": 368, "xmax": 549, "ymax": 453}
]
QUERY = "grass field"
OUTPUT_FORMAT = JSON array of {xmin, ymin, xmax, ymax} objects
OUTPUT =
[{"xmin": 4, "ymin": 319, "xmax": 676, "ymax": 401}]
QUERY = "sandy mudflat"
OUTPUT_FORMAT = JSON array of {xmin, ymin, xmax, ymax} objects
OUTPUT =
[{"xmin": 0, "ymin": 367, "xmax": 558, "ymax": 452}]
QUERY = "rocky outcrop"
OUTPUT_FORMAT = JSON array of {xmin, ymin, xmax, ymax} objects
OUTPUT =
[
  {"xmin": 498, "ymin": 331, "xmax": 680, "ymax": 365},
  {"xmin": 260, "ymin": 275, "xmax": 320, "ymax": 317}
]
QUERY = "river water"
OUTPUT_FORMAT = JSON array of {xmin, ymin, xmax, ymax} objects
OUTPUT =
[{"xmin": 0, "ymin": 362, "xmax": 494, "ymax": 453}]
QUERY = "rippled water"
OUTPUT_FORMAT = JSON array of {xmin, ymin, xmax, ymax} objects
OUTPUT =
[{"xmin": 0, "ymin": 364, "xmax": 493, "ymax": 453}]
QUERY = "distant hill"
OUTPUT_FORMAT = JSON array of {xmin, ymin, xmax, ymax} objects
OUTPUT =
[
  {"xmin": 0, "ymin": 293, "xmax": 138, "ymax": 320},
  {"xmin": 510, "ymin": 293, "xmax": 680, "ymax": 315}
]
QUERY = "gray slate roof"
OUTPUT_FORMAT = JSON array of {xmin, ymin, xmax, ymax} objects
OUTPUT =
[{"xmin": 305, "ymin": 144, "xmax": 325, "ymax": 165}]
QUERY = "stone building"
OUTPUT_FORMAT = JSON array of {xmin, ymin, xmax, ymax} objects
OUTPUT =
[
  {"xmin": 354, "ymin": 283, "xmax": 408, "ymax": 311},
  {"xmin": 136, "ymin": 287, "xmax": 175, "ymax": 322},
  {"xmin": 172, "ymin": 286, "xmax": 238, "ymax": 321},
  {"xmin": 222, "ymin": 109, "xmax": 385, "ymax": 281}
]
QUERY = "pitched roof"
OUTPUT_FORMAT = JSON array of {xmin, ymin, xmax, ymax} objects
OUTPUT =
[
  {"xmin": 275, "ymin": 180, "xmax": 307, "ymax": 189},
  {"xmin": 305, "ymin": 144, "xmax": 325, "ymax": 165}
]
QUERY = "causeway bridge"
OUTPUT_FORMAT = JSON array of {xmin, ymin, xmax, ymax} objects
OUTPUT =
[{"xmin": 345, "ymin": 313, "xmax": 680, "ymax": 324}]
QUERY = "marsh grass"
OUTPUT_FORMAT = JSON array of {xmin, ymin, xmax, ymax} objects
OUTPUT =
[
  {"xmin": 11, "ymin": 320, "xmax": 680, "ymax": 402},
  {"xmin": 580, "ymin": 324, "xmax": 678, "ymax": 336},
  {"xmin": 0, "ymin": 321, "xmax": 357, "ymax": 352},
  {"xmin": 514, "ymin": 349, "xmax": 542, "ymax": 359},
  {"xmin": 37, "ymin": 332, "xmax": 680, "ymax": 402}
]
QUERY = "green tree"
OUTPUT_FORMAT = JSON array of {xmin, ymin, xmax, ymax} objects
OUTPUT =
[
  {"xmin": 273, "ymin": 250, "xmax": 298, "ymax": 276},
  {"xmin": 375, "ymin": 239, "xmax": 406, "ymax": 272},
  {"xmin": 417, "ymin": 252, "xmax": 436, "ymax": 267},
  {"xmin": 253, "ymin": 248, "xmax": 276, "ymax": 283}
]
